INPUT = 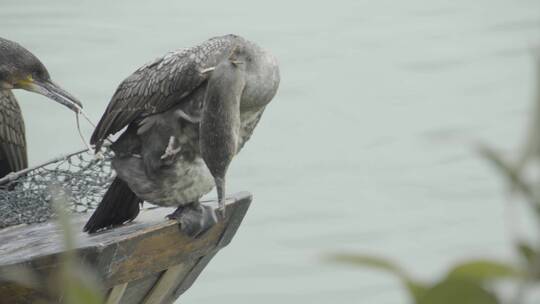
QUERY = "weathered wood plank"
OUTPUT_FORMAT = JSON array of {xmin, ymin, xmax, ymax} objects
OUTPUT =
[
  {"xmin": 0, "ymin": 281, "xmax": 44, "ymax": 304},
  {"xmin": 119, "ymin": 272, "xmax": 162, "ymax": 304},
  {"xmin": 0, "ymin": 192, "xmax": 252, "ymax": 304},
  {"xmin": 164, "ymin": 195, "xmax": 252, "ymax": 302},
  {"xmin": 142, "ymin": 263, "xmax": 190, "ymax": 304},
  {"xmin": 167, "ymin": 251, "xmax": 219, "ymax": 303},
  {"xmin": 106, "ymin": 283, "xmax": 128, "ymax": 304}
]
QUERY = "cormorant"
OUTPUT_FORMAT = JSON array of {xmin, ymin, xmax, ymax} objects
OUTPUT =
[
  {"xmin": 84, "ymin": 34, "xmax": 279, "ymax": 236},
  {"xmin": 0, "ymin": 37, "xmax": 83, "ymax": 177}
]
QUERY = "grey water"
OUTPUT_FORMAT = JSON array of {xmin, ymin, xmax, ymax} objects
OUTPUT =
[{"xmin": 2, "ymin": 0, "xmax": 540, "ymax": 303}]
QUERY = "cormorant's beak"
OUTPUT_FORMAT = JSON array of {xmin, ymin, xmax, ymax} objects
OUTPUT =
[{"xmin": 21, "ymin": 78, "xmax": 83, "ymax": 113}]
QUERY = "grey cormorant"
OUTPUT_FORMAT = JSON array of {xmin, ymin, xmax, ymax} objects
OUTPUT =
[{"xmin": 84, "ymin": 34, "xmax": 279, "ymax": 236}]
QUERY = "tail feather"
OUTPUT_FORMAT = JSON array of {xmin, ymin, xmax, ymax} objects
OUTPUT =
[{"xmin": 84, "ymin": 177, "xmax": 142, "ymax": 233}]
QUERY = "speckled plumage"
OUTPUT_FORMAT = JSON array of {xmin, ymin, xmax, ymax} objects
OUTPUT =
[
  {"xmin": 0, "ymin": 38, "xmax": 45, "ymax": 178},
  {"xmin": 91, "ymin": 35, "xmax": 237, "ymax": 148},
  {"xmin": 85, "ymin": 34, "xmax": 279, "ymax": 233},
  {"xmin": 0, "ymin": 37, "xmax": 39, "ymax": 177},
  {"xmin": 0, "ymin": 90, "xmax": 27, "ymax": 176}
]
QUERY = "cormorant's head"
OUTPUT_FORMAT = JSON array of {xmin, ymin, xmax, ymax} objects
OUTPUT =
[
  {"xmin": 228, "ymin": 45, "xmax": 251, "ymax": 68},
  {"xmin": 0, "ymin": 37, "xmax": 83, "ymax": 113}
]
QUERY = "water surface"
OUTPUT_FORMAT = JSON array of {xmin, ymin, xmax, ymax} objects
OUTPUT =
[{"xmin": 1, "ymin": 0, "xmax": 540, "ymax": 302}]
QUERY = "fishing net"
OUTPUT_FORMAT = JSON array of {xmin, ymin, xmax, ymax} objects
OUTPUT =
[{"xmin": 0, "ymin": 147, "xmax": 115, "ymax": 229}]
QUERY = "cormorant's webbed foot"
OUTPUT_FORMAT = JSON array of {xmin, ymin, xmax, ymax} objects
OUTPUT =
[{"xmin": 166, "ymin": 202, "xmax": 218, "ymax": 238}]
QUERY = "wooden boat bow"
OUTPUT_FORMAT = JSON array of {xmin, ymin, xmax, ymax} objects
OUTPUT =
[{"xmin": 0, "ymin": 191, "xmax": 252, "ymax": 304}]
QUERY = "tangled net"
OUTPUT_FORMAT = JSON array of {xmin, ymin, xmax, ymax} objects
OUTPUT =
[{"xmin": 0, "ymin": 147, "xmax": 115, "ymax": 229}]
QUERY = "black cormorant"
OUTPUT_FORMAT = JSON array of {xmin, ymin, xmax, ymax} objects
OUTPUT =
[{"xmin": 0, "ymin": 37, "xmax": 83, "ymax": 177}]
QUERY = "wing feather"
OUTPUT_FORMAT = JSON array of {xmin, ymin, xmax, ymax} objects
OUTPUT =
[{"xmin": 90, "ymin": 35, "xmax": 240, "ymax": 147}]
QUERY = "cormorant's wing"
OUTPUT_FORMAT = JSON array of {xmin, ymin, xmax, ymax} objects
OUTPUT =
[
  {"xmin": 0, "ymin": 90, "xmax": 27, "ymax": 176},
  {"xmin": 91, "ymin": 35, "xmax": 239, "ymax": 147}
]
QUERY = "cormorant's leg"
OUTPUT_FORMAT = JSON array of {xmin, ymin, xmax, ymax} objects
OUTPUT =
[
  {"xmin": 160, "ymin": 136, "xmax": 182, "ymax": 160},
  {"xmin": 166, "ymin": 201, "xmax": 218, "ymax": 238}
]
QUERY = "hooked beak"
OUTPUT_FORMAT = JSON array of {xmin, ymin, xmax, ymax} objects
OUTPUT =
[{"xmin": 21, "ymin": 79, "xmax": 83, "ymax": 113}]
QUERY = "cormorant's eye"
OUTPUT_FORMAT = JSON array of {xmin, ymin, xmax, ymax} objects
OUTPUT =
[{"xmin": 32, "ymin": 69, "xmax": 47, "ymax": 80}]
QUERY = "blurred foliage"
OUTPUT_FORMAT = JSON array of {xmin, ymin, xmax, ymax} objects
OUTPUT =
[
  {"xmin": 329, "ymin": 254, "xmax": 519, "ymax": 303},
  {"xmin": 0, "ymin": 185, "xmax": 105, "ymax": 304},
  {"xmin": 327, "ymin": 55, "xmax": 540, "ymax": 303}
]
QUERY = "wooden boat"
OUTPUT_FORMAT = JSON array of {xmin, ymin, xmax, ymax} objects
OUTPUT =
[{"xmin": 0, "ymin": 192, "xmax": 252, "ymax": 304}]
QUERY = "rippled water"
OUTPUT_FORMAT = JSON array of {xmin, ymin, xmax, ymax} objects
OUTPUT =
[{"xmin": 2, "ymin": 0, "xmax": 540, "ymax": 303}]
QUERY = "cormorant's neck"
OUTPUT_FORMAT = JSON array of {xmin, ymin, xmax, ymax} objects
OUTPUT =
[
  {"xmin": 238, "ymin": 49, "xmax": 279, "ymax": 112},
  {"xmin": 200, "ymin": 60, "xmax": 246, "ymax": 206}
]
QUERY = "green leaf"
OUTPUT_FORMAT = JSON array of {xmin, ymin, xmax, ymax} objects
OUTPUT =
[
  {"xmin": 330, "ymin": 254, "xmax": 406, "ymax": 275},
  {"xmin": 64, "ymin": 282, "xmax": 104, "ymax": 304},
  {"xmin": 328, "ymin": 253, "xmax": 427, "ymax": 301},
  {"xmin": 446, "ymin": 259, "xmax": 523, "ymax": 282},
  {"xmin": 404, "ymin": 281, "xmax": 428, "ymax": 303},
  {"xmin": 478, "ymin": 145, "xmax": 540, "ymax": 218},
  {"xmin": 517, "ymin": 241, "xmax": 537, "ymax": 265},
  {"xmin": 418, "ymin": 279, "xmax": 499, "ymax": 304},
  {"xmin": 60, "ymin": 270, "xmax": 104, "ymax": 304},
  {"xmin": 517, "ymin": 241, "xmax": 540, "ymax": 280}
]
